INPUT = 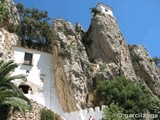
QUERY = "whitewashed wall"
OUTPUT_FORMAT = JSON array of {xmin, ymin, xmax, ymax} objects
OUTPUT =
[
  {"xmin": 63, "ymin": 105, "xmax": 107, "ymax": 120},
  {"xmin": 96, "ymin": 4, "xmax": 113, "ymax": 16},
  {"xmin": 12, "ymin": 46, "xmax": 63, "ymax": 114}
]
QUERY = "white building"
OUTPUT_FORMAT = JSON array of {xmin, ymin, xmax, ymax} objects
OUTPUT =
[
  {"xmin": 12, "ymin": 46, "xmax": 63, "ymax": 114},
  {"xmin": 96, "ymin": 2, "xmax": 113, "ymax": 16},
  {"xmin": 11, "ymin": 46, "xmax": 107, "ymax": 120}
]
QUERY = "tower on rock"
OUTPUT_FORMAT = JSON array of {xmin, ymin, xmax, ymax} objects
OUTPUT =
[{"xmin": 96, "ymin": 2, "xmax": 113, "ymax": 16}]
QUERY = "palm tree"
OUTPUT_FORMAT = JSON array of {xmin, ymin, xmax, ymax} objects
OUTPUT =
[{"xmin": 0, "ymin": 60, "xmax": 31, "ymax": 120}]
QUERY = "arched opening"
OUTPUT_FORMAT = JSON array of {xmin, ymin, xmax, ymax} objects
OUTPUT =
[{"xmin": 19, "ymin": 85, "xmax": 32, "ymax": 94}]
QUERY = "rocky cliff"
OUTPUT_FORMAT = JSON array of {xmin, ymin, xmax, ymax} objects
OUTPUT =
[
  {"xmin": 52, "ymin": 19, "xmax": 92, "ymax": 112},
  {"xmin": 51, "ymin": 13, "xmax": 160, "ymax": 111},
  {"xmin": 0, "ymin": 0, "xmax": 19, "ymax": 28},
  {"xmin": 0, "ymin": 0, "xmax": 19, "ymax": 61},
  {"xmin": 0, "ymin": 28, "xmax": 18, "ymax": 60},
  {"xmin": 83, "ymin": 14, "xmax": 137, "ymax": 81},
  {"xmin": 129, "ymin": 45, "xmax": 160, "ymax": 96}
]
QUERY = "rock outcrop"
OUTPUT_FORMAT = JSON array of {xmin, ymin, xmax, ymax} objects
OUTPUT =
[
  {"xmin": 0, "ymin": 0, "xmax": 19, "ymax": 28},
  {"xmin": 52, "ymin": 19, "xmax": 92, "ymax": 112},
  {"xmin": 51, "ymin": 13, "xmax": 160, "ymax": 111},
  {"xmin": 83, "ymin": 14, "xmax": 137, "ymax": 81},
  {"xmin": 0, "ymin": 0, "xmax": 19, "ymax": 61},
  {"xmin": 0, "ymin": 28, "xmax": 18, "ymax": 60},
  {"xmin": 129, "ymin": 45, "xmax": 160, "ymax": 96}
]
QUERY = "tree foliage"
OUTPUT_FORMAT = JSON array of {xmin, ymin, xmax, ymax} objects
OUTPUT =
[
  {"xmin": 96, "ymin": 77, "xmax": 160, "ymax": 115},
  {"xmin": 103, "ymin": 103, "xmax": 125, "ymax": 120},
  {"xmin": 16, "ymin": 3, "xmax": 52, "ymax": 53},
  {"xmin": 0, "ymin": 60, "xmax": 31, "ymax": 119}
]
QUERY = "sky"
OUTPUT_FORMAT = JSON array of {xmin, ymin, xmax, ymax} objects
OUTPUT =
[{"xmin": 13, "ymin": 0, "xmax": 160, "ymax": 58}]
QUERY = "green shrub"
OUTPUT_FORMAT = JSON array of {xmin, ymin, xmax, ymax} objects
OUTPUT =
[
  {"xmin": 40, "ymin": 108, "xmax": 55, "ymax": 120},
  {"xmin": 96, "ymin": 76, "xmax": 160, "ymax": 114},
  {"xmin": 103, "ymin": 103, "xmax": 125, "ymax": 120}
]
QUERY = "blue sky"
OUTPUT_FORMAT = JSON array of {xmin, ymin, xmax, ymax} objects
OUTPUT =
[{"xmin": 14, "ymin": 0, "xmax": 160, "ymax": 58}]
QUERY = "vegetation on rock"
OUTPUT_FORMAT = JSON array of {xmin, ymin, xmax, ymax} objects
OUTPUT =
[
  {"xmin": 96, "ymin": 77, "xmax": 160, "ymax": 119},
  {"xmin": 40, "ymin": 108, "xmax": 55, "ymax": 120},
  {"xmin": 103, "ymin": 103, "xmax": 126, "ymax": 120},
  {"xmin": 0, "ymin": 60, "xmax": 31, "ymax": 120}
]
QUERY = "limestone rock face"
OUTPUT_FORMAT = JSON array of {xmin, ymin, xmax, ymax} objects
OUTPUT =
[
  {"xmin": 83, "ymin": 14, "xmax": 137, "ymax": 80},
  {"xmin": 52, "ymin": 19, "xmax": 91, "ymax": 112},
  {"xmin": 129, "ymin": 45, "xmax": 160, "ymax": 96},
  {"xmin": 0, "ymin": 28, "xmax": 18, "ymax": 60},
  {"xmin": 51, "ymin": 14, "xmax": 160, "ymax": 111},
  {"xmin": 0, "ymin": 0, "xmax": 19, "ymax": 61}
]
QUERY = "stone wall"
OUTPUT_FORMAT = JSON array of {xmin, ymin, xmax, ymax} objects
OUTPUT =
[
  {"xmin": 12, "ymin": 100, "xmax": 63, "ymax": 120},
  {"xmin": 12, "ymin": 100, "xmax": 44, "ymax": 120}
]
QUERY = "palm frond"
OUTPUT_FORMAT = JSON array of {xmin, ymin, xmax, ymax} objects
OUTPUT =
[
  {"xmin": 0, "ymin": 60, "xmax": 31, "ymax": 116},
  {"xmin": 0, "ymin": 83, "xmax": 20, "ymax": 92},
  {"xmin": 2, "ymin": 74, "xmax": 25, "ymax": 83},
  {"xmin": 0, "ymin": 90, "xmax": 14, "ymax": 104},
  {"xmin": 0, "ymin": 60, "xmax": 18, "ymax": 80},
  {"xmin": 1, "ymin": 97, "xmax": 31, "ymax": 114}
]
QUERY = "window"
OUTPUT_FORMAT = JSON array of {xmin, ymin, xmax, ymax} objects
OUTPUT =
[
  {"xmin": 23, "ymin": 52, "xmax": 33, "ymax": 65},
  {"xmin": 105, "ymin": 9, "xmax": 108, "ymax": 12}
]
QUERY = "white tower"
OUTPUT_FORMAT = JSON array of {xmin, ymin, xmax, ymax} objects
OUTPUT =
[{"xmin": 96, "ymin": 2, "xmax": 113, "ymax": 16}]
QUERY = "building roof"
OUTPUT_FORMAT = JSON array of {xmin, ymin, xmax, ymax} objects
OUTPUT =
[{"xmin": 96, "ymin": 2, "xmax": 112, "ymax": 11}]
